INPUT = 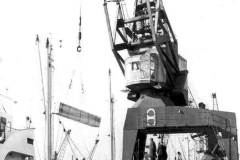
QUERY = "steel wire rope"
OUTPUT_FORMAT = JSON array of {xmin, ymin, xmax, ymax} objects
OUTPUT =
[
  {"xmin": 35, "ymin": 35, "xmax": 48, "ymax": 159},
  {"xmin": 187, "ymin": 86, "xmax": 198, "ymax": 108},
  {"xmin": 54, "ymin": 118, "xmax": 62, "ymax": 152},
  {"xmin": 35, "ymin": 35, "xmax": 47, "ymax": 111},
  {"xmin": 67, "ymin": 139, "xmax": 77, "ymax": 159},
  {"xmin": 69, "ymin": 136, "xmax": 86, "ymax": 158},
  {"xmin": 35, "ymin": 137, "xmax": 43, "ymax": 160},
  {"xmin": 68, "ymin": 137, "xmax": 84, "ymax": 159},
  {"xmin": 87, "ymin": 134, "xmax": 100, "ymax": 160},
  {"xmin": 57, "ymin": 129, "xmax": 65, "ymax": 152}
]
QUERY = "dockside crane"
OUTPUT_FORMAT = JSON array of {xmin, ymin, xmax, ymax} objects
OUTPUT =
[
  {"xmin": 104, "ymin": 0, "xmax": 238, "ymax": 159},
  {"xmin": 104, "ymin": 0, "xmax": 188, "ymax": 106}
]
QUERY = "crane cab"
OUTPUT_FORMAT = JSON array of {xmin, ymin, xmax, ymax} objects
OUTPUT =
[{"xmin": 125, "ymin": 48, "xmax": 166, "ymax": 92}]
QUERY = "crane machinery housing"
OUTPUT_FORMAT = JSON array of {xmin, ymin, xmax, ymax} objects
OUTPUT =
[{"xmin": 104, "ymin": 0, "xmax": 238, "ymax": 159}]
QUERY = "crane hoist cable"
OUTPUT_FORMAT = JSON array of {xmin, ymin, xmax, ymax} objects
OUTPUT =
[
  {"xmin": 35, "ymin": 34, "xmax": 47, "ymax": 112},
  {"xmin": 77, "ymin": 4, "xmax": 82, "ymax": 53},
  {"xmin": 68, "ymin": 70, "xmax": 76, "ymax": 89}
]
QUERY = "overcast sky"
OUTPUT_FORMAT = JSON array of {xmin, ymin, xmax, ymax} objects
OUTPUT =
[{"xmin": 0, "ymin": 0, "xmax": 240, "ymax": 160}]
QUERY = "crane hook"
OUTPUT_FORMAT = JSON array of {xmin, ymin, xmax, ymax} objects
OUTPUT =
[{"xmin": 77, "ymin": 44, "xmax": 81, "ymax": 52}]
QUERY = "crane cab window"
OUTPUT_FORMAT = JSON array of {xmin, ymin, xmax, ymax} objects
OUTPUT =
[{"xmin": 132, "ymin": 61, "xmax": 140, "ymax": 71}]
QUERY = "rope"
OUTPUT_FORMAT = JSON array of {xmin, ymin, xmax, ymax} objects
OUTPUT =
[
  {"xmin": 188, "ymin": 86, "xmax": 198, "ymax": 108},
  {"xmin": 1, "ymin": 104, "xmax": 7, "ymax": 113},
  {"xmin": 57, "ymin": 120, "xmax": 67, "ymax": 152},
  {"xmin": 69, "ymin": 136, "xmax": 86, "ymax": 158},
  {"xmin": 35, "ymin": 35, "xmax": 47, "ymax": 112},
  {"xmin": 0, "ymin": 93, "xmax": 17, "ymax": 104},
  {"xmin": 57, "ymin": 130, "xmax": 65, "ymax": 152},
  {"xmin": 88, "ymin": 134, "xmax": 100, "ymax": 160},
  {"xmin": 54, "ymin": 119, "xmax": 62, "ymax": 152},
  {"xmin": 35, "ymin": 138, "xmax": 43, "ymax": 160},
  {"xmin": 68, "ymin": 70, "xmax": 76, "ymax": 90},
  {"xmin": 67, "ymin": 138, "xmax": 79, "ymax": 159}
]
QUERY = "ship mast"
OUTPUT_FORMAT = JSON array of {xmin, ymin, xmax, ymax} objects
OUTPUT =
[
  {"xmin": 46, "ymin": 38, "xmax": 53, "ymax": 160},
  {"xmin": 109, "ymin": 69, "xmax": 115, "ymax": 160}
]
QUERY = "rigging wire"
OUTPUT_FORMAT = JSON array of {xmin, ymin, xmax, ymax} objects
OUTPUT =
[
  {"xmin": 57, "ymin": 127, "xmax": 65, "ymax": 152},
  {"xmin": 67, "ymin": 137, "xmax": 79, "ymax": 159},
  {"xmin": 35, "ymin": 137, "xmax": 43, "ymax": 160},
  {"xmin": 66, "ymin": 54, "xmax": 85, "ymax": 101},
  {"xmin": 1, "ymin": 105, "xmax": 7, "ymax": 113},
  {"xmin": 88, "ymin": 134, "xmax": 100, "ymax": 160},
  {"xmin": 68, "ymin": 70, "xmax": 76, "ymax": 90},
  {"xmin": 188, "ymin": 86, "xmax": 198, "ymax": 108},
  {"xmin": 0, "ymin": 92, "xmax": 18, "ymax": 104},
  {"xmin": 69, "ymin": 136, "xmax": 86, "ymax": 158},
  {"xmin": 57, "ymin": 120, "xmax": 68, "ymax": 148},
  {"xmin": 54, "ymin": 119, "xmax": 62, "ymax": 152},
  {"xmin": 35, "ymin": 34, "xmax": 47, "ymax": 112}
]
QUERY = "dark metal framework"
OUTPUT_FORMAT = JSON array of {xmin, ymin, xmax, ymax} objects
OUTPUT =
[
  {"xmin": 104, "ymin": 0, "xmax": 188, "ymax": 106},
  {"xmin": 104, "ymin": 0, "xmax": 181, "ymax": 80},
  {"xmin": 103, "ymin": 0, "xmax": 239, "ymax": 160}
]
